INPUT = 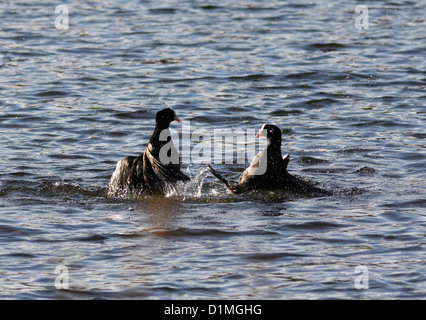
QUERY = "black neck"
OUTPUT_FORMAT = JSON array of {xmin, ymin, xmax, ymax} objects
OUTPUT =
[
  {"xmin": 149, "ymin": 122, "xmax": 170, "ymax": 145},
  {"xmin": 268, "ymin": 135, "xmax": 281, "ymax": 148},
  {"xmin": 267, "ymin": 136, "xmax": 282, "ymax": 157}
]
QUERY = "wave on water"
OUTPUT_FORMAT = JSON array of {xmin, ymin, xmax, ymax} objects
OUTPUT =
[
  {"xmin": 0, "ymin": 162, "xmax": 368, "ymax": 208},
  {"xmin": 103, "ymin": 164, "xmax": 364, "ymax": 203}
]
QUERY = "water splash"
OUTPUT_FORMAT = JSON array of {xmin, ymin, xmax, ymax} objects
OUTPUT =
[{"xmin": 167, "ymin": 165, "xmax": 210, "ymax": 199}]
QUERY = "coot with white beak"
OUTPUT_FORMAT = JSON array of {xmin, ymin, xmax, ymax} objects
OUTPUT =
[
  {"xmin": 108, "ymin": 108, "xmax": 190, "ymax": 196},
  {"xmin": 208, "ymin": 124, "xmax": 331, "ymax": 196}
]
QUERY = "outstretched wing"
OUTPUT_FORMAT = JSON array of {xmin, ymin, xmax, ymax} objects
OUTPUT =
[
  {"xmin": 144, "ymin": 147, "xmax": 190, "ymax": 183},
  {"xmin": 108, "ymin": 155, "xmax": 145, "ymax": 195}
]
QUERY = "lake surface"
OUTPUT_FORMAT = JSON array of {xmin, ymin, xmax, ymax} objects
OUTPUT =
[{"xmin": 0, "ymin": 0, "xmax": 425, "ymax": 299}]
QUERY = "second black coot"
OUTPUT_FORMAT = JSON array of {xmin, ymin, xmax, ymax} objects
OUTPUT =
[{"xmin": 208, "ymin": 124, "xmax": 332, "ymax": 196}]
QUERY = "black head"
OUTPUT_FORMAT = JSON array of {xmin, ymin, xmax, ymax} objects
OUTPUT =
[
  {"xmin": 256, "ymin": 124, "xmax": 281, "ymax": 149},
  {"xmin": 156, "ymin": 108, "xmax": 181, "ymax": 127},
  {"xmin": 256, "ymin": 124, "xmax": 281, "ymax": 139}
]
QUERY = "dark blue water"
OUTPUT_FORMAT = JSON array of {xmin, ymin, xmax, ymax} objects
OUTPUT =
[{"xmin": 0, "ymin": 1, "xmax": 425, "ymax": 299}]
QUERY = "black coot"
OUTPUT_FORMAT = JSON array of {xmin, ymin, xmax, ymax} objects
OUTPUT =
[
  {"xmin": 208, "ymin": 124, "xmax": 332, "ymax": 196},
  {"xmin": 108, "ymin": 108, "xmax": 190, "ymax": 196}
]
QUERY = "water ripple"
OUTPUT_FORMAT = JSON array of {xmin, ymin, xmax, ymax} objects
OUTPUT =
[{"xmin": 0, "ymin": 0, "xmax": 425, "ymax": 300}]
